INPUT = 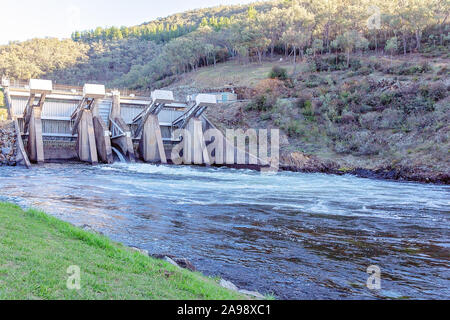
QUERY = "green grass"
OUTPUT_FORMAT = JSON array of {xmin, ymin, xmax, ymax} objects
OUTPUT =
[
  {"xmin": 0, "ymin": 202, "xmax": 246, "ymax": 300},
  {"xmin": 175, "ymin": 59, "xmax": 296, "ymax": 88}
]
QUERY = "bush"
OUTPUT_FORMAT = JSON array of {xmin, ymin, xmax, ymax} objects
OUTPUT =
[
  {"xmin": 295, "ymin": 93, "xmax": 312, "ymax": 109},
  {"xmin": 355, "ymin": 66, "xmax": 372, "ymax": 76},
  {"xmin": 360, "ymin": 112, "xmax": 381, "ymax": 130},
  {"xmin": 304, "ymin": 74, "xmax": 327, "ymax": 88},
  {"xmin": 248, "ymin": 79, "xmax": 287, "ymax": 111},
  {"xmin": 420, "ymin": 82, "xmax": 448, "ymax": 101},
  {"xmin": 310, "ymin": 55, "xmax": 362, "ymax": 72},
  {"xmin": 247, "ymin": 94, "xmax": 276, "ymax": 111},
  {"xmin": 339, "ymin": 112, "xmax": 357, "ymax": 124},
  {"xmin": 334, "ymin": 131, "xmax": 382, "ymax": 156},
  {"xmin": 284, "ymin": 119, "xmax": 305, "ymax": 137},
  {"xmin": 269, "ymin": 66, "xmax": 288, "ymax": 81},
  {"xmin": 380, "ymin": 108, "xmax": 404, "ymax": 129},
  {"xmin": 386, "ymin": 61, "xmax": 432, "ymax": 75},
  {"xmin": 437, "ymin": 66, "xmax": 449, "ymax": 75}
]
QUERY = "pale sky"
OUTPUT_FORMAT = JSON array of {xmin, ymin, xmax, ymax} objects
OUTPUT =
[{"xmin": 0, "ymin": 0, "xmax": 258, "ymax": 44}]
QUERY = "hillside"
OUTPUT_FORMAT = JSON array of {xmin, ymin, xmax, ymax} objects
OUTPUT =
[
  {"xmin": 0, "ymin": 0, "xmax": 448, "ymax": 89},
  {"xmin": 71, "ymin": 1, "xmax": 277, "ymax": 43},
  {"xmin": 172, "ymin": 53, "xmax": 449, "ymax": 183}
]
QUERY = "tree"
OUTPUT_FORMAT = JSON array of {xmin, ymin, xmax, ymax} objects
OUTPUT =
[
  {"xmin": 335, "ymin": 30, "xmax": 369, "ymax": 67},
  {"xmin": 312, "ymin": 39, "xmax": 324, "ymax": 57},
  {"xmin": 385, "ymin": 36, "xmax": 398, "ymax": 61},
  {"xmin": 261, "ymin": 7, "xmax": 286, "ymax": 58}
]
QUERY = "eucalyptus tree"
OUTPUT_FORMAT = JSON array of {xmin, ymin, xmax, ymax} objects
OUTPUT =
[{"xmin": 335, "ymin": 30, "xmax": 369, "ymax": 67}]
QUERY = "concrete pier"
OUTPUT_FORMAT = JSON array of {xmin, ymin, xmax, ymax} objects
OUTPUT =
[
  {"xmin": 139, "ymin": 114, "xmax": 167, "ymax": 163},
  {"xmin": 185, "ymin": 117, "xmax": 210, "ymax": 165},
  {"xmin": 26, "ymin": 105, "xmax": 44, "ymax": 164},
  {"xmin": 76, "ymin": 109, "xmax": 98, "ymax": 165},
  {"xmin": 23, "ymin": 80, "xmax": 52, "ymax": 164}
]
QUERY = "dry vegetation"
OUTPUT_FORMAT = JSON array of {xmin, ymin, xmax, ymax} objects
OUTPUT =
[{"xmin": 201, "ymin": 51, "xmax": 449, "ymax": 183}]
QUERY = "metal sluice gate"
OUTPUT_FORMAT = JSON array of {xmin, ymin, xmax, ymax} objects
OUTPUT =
[{"xmin": 2, "ymin": 79, "xmax": 218, "ymax": 166}]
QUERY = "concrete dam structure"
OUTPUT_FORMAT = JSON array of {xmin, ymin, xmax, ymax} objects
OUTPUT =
[
  {"xmin": 1, "ymin": 78, "xmax": 278, "ymax": 169},
  {"xmin": 1, "ymin": 79, "xmax": 217, "ymax": 166}
]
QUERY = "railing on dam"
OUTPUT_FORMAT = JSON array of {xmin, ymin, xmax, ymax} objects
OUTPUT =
[{"xmin": 7, "ymin": 80, "xmax": 149, "ymax": 100}]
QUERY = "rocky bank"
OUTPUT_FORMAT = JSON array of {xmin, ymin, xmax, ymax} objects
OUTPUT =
[{"xmin": 0, "ymin": 121, "xmax": 17, "ymax": 166}]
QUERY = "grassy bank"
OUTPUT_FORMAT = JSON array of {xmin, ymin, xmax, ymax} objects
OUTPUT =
[{"xmin": 0, "ymin": 202, "xmax": 245, "ymax": 300}]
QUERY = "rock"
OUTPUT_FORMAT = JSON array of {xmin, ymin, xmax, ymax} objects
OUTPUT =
[
  {"xmin": 220, "ymin": 279, "xmax": 238, "ymax": 291},
  {"xmin": 219, "ymin": 279, "xmax": 266, "ymax": 299},
  {"xmin": 238, "ymin": 289, "xmax": 265, "ymax": 299},
  {"xmin": 173, "ymin": 258, "xmax": 197, "ymax": 272},
  {"xmin": 129, "ymin": 246, "xmax": 149, "ymax": 256},
  {"xmin": 0, "ymin": 121, "xmax": 17, "ymax": 166},
  {"xmin": 280, "ymin": 151, "xmax": 338, "ymax": 173},
  {"xmin": 151, "ymin": 254, "xmax": 197, "ymax": 271},
  {"xmin": 151, "ymin": 253, "xmax": 168, "ymax": 260},
  {"xmin": 164, "ymin": 256, "xmax": 180, "ymax": 268},
  {"xmin": 80, "ymin": 224, "xmax": 104, "ymax": 235}
]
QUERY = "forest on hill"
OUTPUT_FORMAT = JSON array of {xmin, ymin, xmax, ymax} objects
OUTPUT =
[{"xmin": 0, "ymin": 0, "xmax": 448, "ymax": 90}]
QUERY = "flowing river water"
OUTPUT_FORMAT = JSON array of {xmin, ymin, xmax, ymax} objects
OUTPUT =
[{"xmin": 0, "ymin": 163, "xmax": 448, "ymax": 299}]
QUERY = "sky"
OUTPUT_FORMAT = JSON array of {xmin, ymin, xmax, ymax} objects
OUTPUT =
[{"xmin": 0, "ymin": 0, "xmax": 258, "ymax": 44}]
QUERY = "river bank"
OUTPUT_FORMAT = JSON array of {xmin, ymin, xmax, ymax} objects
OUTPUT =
[
  {"xmin": 279, "ymin": 151, "xmax": 450, "ymax": 185},
  {"xmin": 0, "ymin": 202, "xmax": 248, "ymax": 300}
]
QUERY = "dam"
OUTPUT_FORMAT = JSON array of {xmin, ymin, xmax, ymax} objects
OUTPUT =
[{"xmin": 1, "ymin": 78, "xmax": 221, "ymax": 167}]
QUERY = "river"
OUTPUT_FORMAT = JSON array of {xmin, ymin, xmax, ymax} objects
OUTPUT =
[{"xmin": 0, "ymin": 163, "xmax": 448, "ymax": 299}]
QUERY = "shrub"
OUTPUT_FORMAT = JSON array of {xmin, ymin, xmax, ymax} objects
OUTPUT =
[
  {"xmin": 307, "ymin": 60, "xmax": 318, "ymax": 72},
  {"xmin": 334, "ymin": 131, "xmax": 382, "ymax": 156},
  {"xmin": 437, "ymin": 66, "xmax": 449, "ymax": 75},
  {"xmin": 248, "ymin": 79, "xmax": 287, "ymax": 111},
  {"xmin": 380, "ymin": 92, "xmax": 394, "ymax": 106},
  {"xmin": 247, "ymin": 94, "xmax": 275, "ymax": 111},
  {"xmin": 309, "ymin": 55, "xmax": 362, "ymax": 72},
  {"xmin": 295, "ymin": 93, "xmax": 312, "ymax": 109},
  {"xmin": 339, "ymin": 112, "xmax": 357, "ymax": 124},
  {"xmin": 356, "ymin": 66, "xmax": 372, "ymax": 76},
  {"xmin": 259, "ymin": 112, "xmax": 272, "ymax": 121},
  {"xmin": 269, "ymin": 66, "xmax": 288, "ymax": 81},
  {"xmin": 254, "ymin": 79, "xmax": 286, "ymax": 96},
  {"xmin": 301, "ymin": 100, "xmax": 315, "ymax": 120},
  {"xmin": 386, "ymin": 61, "xmax": 432, "ymax": 75},
  {"xmin": 284, "ymin": 119, "xmax": 305, "ymax": 137},
  {"xmin": 360, "ymin": 112, "xmax": 380, "ymax": 130},
  {"xmin": 380, "ymin": 108, "xmax": 404, "ymax": 129},
  {"xmin": 304, "ymin": 74, "xmax": 328, "ymax": 88},
  {"xmin": 420, "ymin": 82, "xmax": 448, "ymax": 101}
]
